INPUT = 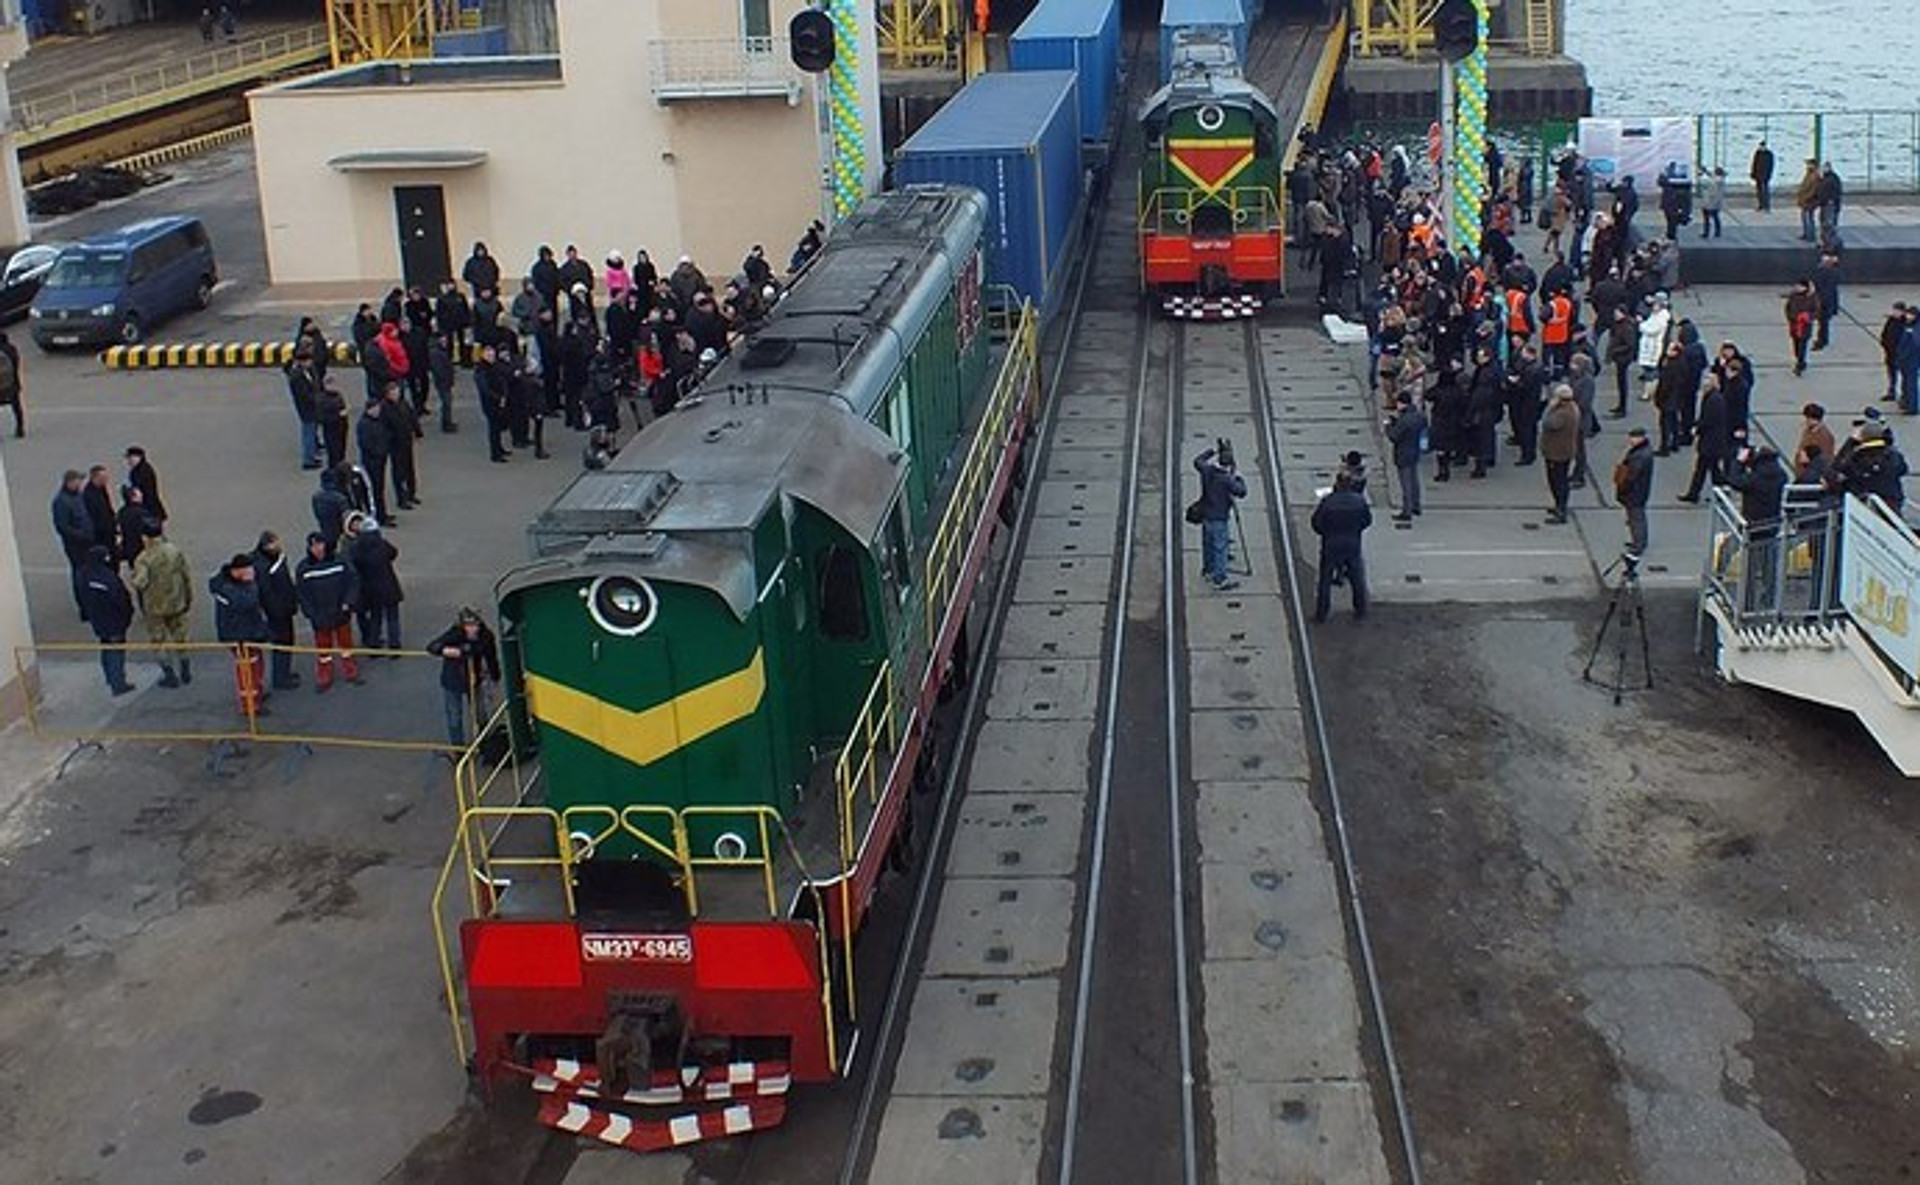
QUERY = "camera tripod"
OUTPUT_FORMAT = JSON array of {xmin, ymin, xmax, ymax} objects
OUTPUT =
[{"xmin": 1583, "ymin": 554, "xmax": 1654, "ymax": 705}]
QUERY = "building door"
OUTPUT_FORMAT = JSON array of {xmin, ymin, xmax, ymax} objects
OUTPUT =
[{"xmin": 393, "ymin": 185, "xmax": 452, "ymax": 290}]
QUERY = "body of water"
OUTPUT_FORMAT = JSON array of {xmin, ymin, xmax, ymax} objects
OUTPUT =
[
  {"xmin": 1566, "ymin": 0, "xmax": 1920, "ymax": 115},
  {"xmin": 1564, "ymin": 0, "xmax": 1920, "ymax": 190}
]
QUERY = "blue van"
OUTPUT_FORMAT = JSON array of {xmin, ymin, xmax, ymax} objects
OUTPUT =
[{"xmin": 30, "ymin": 216, "xmax": 217, "ymax": 349}]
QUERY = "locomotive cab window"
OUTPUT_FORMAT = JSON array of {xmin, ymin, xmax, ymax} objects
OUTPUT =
[
  {"xmin": 882, "ymin": 502, "xmax": 913, "ymax": 601},
  {"xmin": 817, "ymin": 546, "xmax": 869, "ymax": 641}
]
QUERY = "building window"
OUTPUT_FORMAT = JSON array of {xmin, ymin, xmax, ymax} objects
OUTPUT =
[{"xmin": 742, "ymin": 0, "xmax": 771, "ymax": 40}]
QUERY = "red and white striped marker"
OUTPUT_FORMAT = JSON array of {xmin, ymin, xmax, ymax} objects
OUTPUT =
[
  {"xmin": 529, "ymin": 1058, "xmax": 792, "ymax": 1105},
  {"xmin": 537, "ymin": 1095, "xmax": 787, "ymax": 1152}
]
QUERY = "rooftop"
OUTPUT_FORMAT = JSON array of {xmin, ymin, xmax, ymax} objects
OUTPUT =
[{"xmin": 268, "ymin": 55, "xmax": 561, "ymax": 92}]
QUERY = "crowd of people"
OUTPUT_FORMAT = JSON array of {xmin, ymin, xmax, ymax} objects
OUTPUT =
[
  {"xmin": 1254, "ymin": 132, "xmax": 1911, "ymax": 621},
  {"xmin": 47, "ymin": 220, "xmax": 828, "ymax": 741}
]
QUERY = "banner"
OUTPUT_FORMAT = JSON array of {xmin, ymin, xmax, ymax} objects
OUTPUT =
[
  {"xmin": 1577, "ymin": 117, "xmax": 1696, "ymax": 188},
  {"xmin": 1841, "ymin": 496, "xmax": 1920, "ymax": 686}
]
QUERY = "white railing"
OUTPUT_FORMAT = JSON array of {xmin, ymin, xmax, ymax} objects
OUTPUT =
[
  {"xmin": 646, "ymin": 36, "xmax": 803, "ymax": 104},
  {"xmin": 13, "ymin": 24, "xmax": 332, "ymax": 132}
]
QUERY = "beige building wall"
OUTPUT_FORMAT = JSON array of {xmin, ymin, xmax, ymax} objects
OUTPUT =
[
  {"xmin": 250, "ymin": 0, "xmax": 848, "ymax": 292},
  {"xmin": 0, "ymin": 445, "xmax": 39, "ymax": 724}
]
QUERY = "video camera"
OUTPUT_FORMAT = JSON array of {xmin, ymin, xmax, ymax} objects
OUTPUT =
[{"xmin": 1215, "ymin": 436, "xmax": 1236, "ymax": 470}]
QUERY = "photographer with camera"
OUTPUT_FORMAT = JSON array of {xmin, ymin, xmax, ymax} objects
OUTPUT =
[{"xmin": 1190, "ymin": 439, "xmax": 1247, "ymax": 592}]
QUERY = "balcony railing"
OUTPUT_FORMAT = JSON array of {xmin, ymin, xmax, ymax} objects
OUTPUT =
[{"xmin": 646, "ymin": 36, "xmax": 804, "ymax": 105}]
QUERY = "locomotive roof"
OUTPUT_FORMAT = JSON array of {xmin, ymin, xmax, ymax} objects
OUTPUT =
[
  {"xmin": 517, "ymin": 396, "xmax": 902, "ymax": 620},
  {"xmin": 1140, "ymin": 73, "xmax": 1279, "ymax": 124},
  {"xmin": 699, "ymin": 186, "xmax": 986, "ymax": 423}
]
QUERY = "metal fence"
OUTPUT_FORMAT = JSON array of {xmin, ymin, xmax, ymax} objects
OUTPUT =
[
  {"xmin": 645, "ymin": 36, "xmax": 804, "ymax": 104},
  {"xmin": 1700, "ymin": 485, "xmax": 1847, "ymax": 634},
  {"xmin": 11, "ymin": 24, "xmax": 332, "ymax": 134},
  {"xmin": 1695, "ymin": 111, "xmax": 1920, "ymax": 195}
]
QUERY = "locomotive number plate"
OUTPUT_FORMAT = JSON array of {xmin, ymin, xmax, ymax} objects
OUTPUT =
[{"xmin": 581, "ymin": 932, "xmax": 694, "ymax": 964}]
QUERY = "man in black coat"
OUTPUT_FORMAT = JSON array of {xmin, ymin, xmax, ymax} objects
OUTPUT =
[
  {"xmin": 1310, "ymin": 471, "xmax": 1372, "ymax": 622},
  {"xmin": 1466, "ymin": 346, "xmax": 1505, "ymax": 477},
  {"xmin": 475, "ymin": 343, "xmax": 512, "ymax": 462},
  {"xmin": 209, "ymin": 553, "xmax": 270, "ymax": 716},
  {"xmin": 77, "ymin": 545, "xmax": 136, "ymax": 695},
  {"xmin": 311, "ymin": 466, "xmax": 353, "ymax": 549},
  {"xmin": 295, "ymin": 532, "xmax": 361, "ymax": 691},
  {"xmin": 52, "ymin": 469, "xmax": 94, "ymax": 619},
  {"xmin": 285, "ymin": 350, "xmax": 323, "ymax": 470},
  {"xmin": 116, "ymin": 484, "xmax": 156, "ymax": 565},
  {"xmin": 253, "ymin": 531, "xmax": 303, "ymax": 691},
  {"xmin": 382, "ymin": 384, "xmax": 421, "ymax": 510},
  {"xmin": 460, "ymin": 242, "xmax": 500, "ymax": 301},
  {"xmin": 1811, "ymin": 253, "xmax": 1842, "ymax": 351},
  {"xmin": 1615, "ymin": 428, "xmax": 1655, "ymax": 558},
  {"xmin": 1750, "ymin": 140, "xmax": 1775, "ymax": 211},
  {"xmin": 1504, "ymin": 343, "xmax": 1546, "ymax": 466},
  {"xmin": 1385, "ymin": 391, "xmax": 1428, "ymax": 522},
  {"xmin": 427, "ymin": 607, "xmax": 500, "ymax": 747},
  {"xmin": 355, "ymin": 398, "xmax": 396, "ymax": 525},
  {"xmin": 1679, "ymin": 377, "xmax": 1733, "ymax": 502},
  {"xmin": 123, "ymin": 445, "xmax": 166, "ymax": 523},
  {"xmin": 82, "ymin": 465, "xmax": 117, "ymax": 559},
  {"xmin": 435, "ymin": 281, "xmax": 473, "ymax": 357}
]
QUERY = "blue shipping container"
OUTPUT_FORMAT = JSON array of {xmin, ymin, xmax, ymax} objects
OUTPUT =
[
  {"xmin": 893, "ymin": 71, "xmax": 1083, "ymax": 320},
  {"xmin": 1158, "ymin": 0, "xmax": 1249, "ymax": 84},
  {"xmin": 1009, "ymin": 0, "xmax": 1121, "ymax": 146}
]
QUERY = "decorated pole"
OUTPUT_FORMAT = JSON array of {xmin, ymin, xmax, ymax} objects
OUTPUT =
[
  {"xmin": 826, "ymin": 0, "xmax": 868, "ymax": 221},
  {"xmin": 1447, "ymin": 0, "xmax": 1489, "ymax": 252}
]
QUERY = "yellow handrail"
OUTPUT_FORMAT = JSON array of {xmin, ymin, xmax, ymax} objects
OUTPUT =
[
  {"xmin": 619, "ymin": 805, "xmax": 698, "ymax": 914},
  {"xmin": 833, "ymin": 663, "xmax": 898, "ymax": 870},
  {"xmin": 681, "ymin": 805, "xmax": 785, "ymax": 918},
  {"xmin": 1138, "ymin": 186, "xmax": 1284, "ymax": 236},
  {"xmin": 924, "ymin": 300, "xmax": 1041, "ymax": 650}
]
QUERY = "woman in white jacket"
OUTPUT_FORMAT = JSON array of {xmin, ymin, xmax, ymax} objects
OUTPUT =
[{"xmin": 1637, "ymin": 294, "xmax": 1672, "ymax": 380}]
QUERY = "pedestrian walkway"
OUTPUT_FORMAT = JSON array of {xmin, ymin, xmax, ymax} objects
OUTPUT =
[
  {"xmin": 10, "ymin": 17, "xmax": 326, "ymax": 145},
  {"xmin": 1299, "ymin": 283, "xmax": 1920, "ymax": 604}
]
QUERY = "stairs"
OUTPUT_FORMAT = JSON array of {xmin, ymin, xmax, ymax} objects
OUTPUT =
[
  {"xmin": 530, "ymin": 1058, "xmax": 792, "ymax": 1153},
  {"xmin": 1523, "ymin": 0, "xmax": 1555, "ymax": 56},
  {"xmin": 1704, "ymin": 601, "xmax": 1920, "ymax": 776}
]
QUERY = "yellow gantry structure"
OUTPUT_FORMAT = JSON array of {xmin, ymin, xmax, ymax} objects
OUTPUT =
[
  {"xmin": 327, "ymin": 0, "xmax": 462, "ymax": 66},
  {"xmin": 1350, "ymin": 0, "xmax": 1559, "ymax": 58},
  {"xmin": 877, "ymin": 0, "xmax": 961, "ymax": 71}
]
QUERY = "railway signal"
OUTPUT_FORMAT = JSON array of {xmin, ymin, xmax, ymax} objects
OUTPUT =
[
  {"xmin": 789, "ymin": 7, "xmax": 835, "ymax": 73},
  {"xmin": 1433, "ymin": 0, "xmax": 1480, "ymax": 62}
]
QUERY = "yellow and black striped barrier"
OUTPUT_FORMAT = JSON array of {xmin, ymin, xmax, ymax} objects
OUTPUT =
[
  {"xmin": 102, "ymin": 340, "xmax": 358, "ymax": 370},
  {"xmin": 102, "ymin": 340, "xmax": 489, "ymax": 371}
]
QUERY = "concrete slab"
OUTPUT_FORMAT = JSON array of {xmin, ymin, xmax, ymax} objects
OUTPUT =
[
  {"xmin": 1189, "ymin": 707, "xmax": 1310, "ymax": 782},
  {"xmin": 965, "ymin": 720, "xmax": 1093, "ymax": 793},
  {"xmin": 1185, "ymin": 593, "xmax": 1290, "ymax": 650},
  {"xmin": 865, "ymin": 1096, "xmax": 1046, "ymax": 1185},
  {"xmin": 1050, "ymin": 418, "xmax": 1130, "ymax": 449},
  {"xmin": 1043, "ymin": 445, "xmax": 1126, "ymax": 482},
  {"xmin": 889, "ymin": 977, "xmax": 1060, "ymax": 1097},
  {"xmin": 1212, "ymin": 1080, "xmax": 1393, "ymax": 1185},
  {"xmin": 1194, "ymin": 780, "xmax": 1319, "ymax": 868},
  {"xmin": 921, "ymin": 876, "xmax": 1075, "ymax": 977},
  {"xmin": 563, "ymin": 1146, "xmax": 693, "ymax": 1185},
  {"xmin": 1032, "ymin": 477, "xmax": 1123, "ymax": 519},
  {"xmin": 1186, "ymin": 646, "xmax": 1299, "ymax": 712},
  {"xmin": 1056, "ymin": 393, "xmax": 1129, "ymax": 422},
  {"xmin": 1012, "ymin": 553, "xmax": 1116, "ymax": 605},
  {"xmin": 997, "ymin": 602, "xmax": 1110, "ymax": 659},
  {"xmin": 1024, "ymin": 513, "xmax": 1115, "ymax": 558},
  {"xmin": 986, "ymin": 657, "xmax": 1100, "ymax": 721},
  {"xmin": 945, "ymin": 792, "xmax": 1085, "ymax": 880},
  {"xmin": 1201, "ymin": 855, "xmax": 1348, "ymax": 965},
  {"xmin": 1202, "ymin": 955, "xmax": 1367, "ymax": 1082}
]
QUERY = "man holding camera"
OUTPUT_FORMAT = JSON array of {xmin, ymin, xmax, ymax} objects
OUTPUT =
[{"xmin": 1192, "ymin": 441, "xmax": 1247, "ymax": 592}]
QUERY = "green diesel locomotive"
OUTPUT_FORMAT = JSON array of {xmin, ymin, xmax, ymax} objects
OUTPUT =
[{"xmin": 433, "ymin": 186, "xmax": 1041, "ymax": 1153}]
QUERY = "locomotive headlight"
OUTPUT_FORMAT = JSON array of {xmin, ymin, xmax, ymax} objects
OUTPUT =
[
  {"xmin": 587, "ymin": 574, "xmax": 658, "ymax": 636},
  {"xmin": 1174, "ymin": 210, "xmax": 1190, "ymax": 225},
  {"xmin": 1196, "ymin": 104, "xmax": 1225, "ymax": 132},
  {"xmin": 1233, "ymin": 208, "xmax": 1249, "ymax": 225}
]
